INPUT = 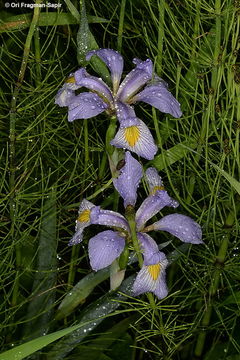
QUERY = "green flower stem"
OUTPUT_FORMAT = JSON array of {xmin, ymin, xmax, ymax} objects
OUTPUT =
[
  {"xmin": 117, "ymin": 0, "xmax": 126, "ymax": 52},
  {"xmin": 105, "ymin": 115, "xmax": 117, "ymax": 157},
  {"xmin": 84, "ymin": 119, "xmax": 89, "ymax": 166},
  {"xmin": 194, "ymin": 203, "xmax": 240, "ymax": 358},
  {"xmin": 125, "ymin": 206, "xmax": 143, "ymax": 267},
  {"xmin": 10, "ymin": 0, "xmax": 42, "ymax": 307},
  {"xmin": 68, "ymin": 246, "xmax": 80, "ymax": 287}
]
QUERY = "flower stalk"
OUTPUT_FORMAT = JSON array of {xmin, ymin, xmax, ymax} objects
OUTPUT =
[{"xmin": 125, "ymin": 205, "xmax": 143, "ymax": 267}]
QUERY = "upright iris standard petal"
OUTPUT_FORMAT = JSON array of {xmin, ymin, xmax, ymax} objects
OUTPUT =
[
  {"xmin": 114, "ymin": 101, "xmax": 139, "ymax": 128},
  {"xmin": 152, "ymin": 214, "xmax": 203, "ymax": 244},
  {"xmin": 69, "ymin": 199, "xmax": 95, "ymax": 246},
  {"xmin": 145, "ymin": 167, "xmax": 164, "ymax": 194},
  {"xmin": 90, "ymin": 206, "xmax": 129, "ymax": 231},
  {"xmin": 86, "ymin": 49, "xmax": 124, "ymax": 94},
  {"xmin": 110, "ymin": 119, "xmax": 157, "ymax": 160},
  {"xmin": 113, "ymin": 151, "xmax": 143, "ymax": 208},
  {"xmin": 68, "ymin": 92, "xmax": 108, "ymax": 121},
  {"xmin": 137, "ymin": 232, "xmax": 160, "ymax": 263},
  {"xmin": 136, "ymin": 190, "xmax": 179, "ymax": 230},
  {"xmin": 74, "ymin": 68, "xmax": 113, "ymax": 104},
  {"xmin": 117, "ymin": 59, "xmax": 153, "ymax": 102},
  {"xmin": 89, "ymin": 230, "xmax": 125, "ymax": 271},
  {"xmin": 131, "ymin": 83, "xmax": 182, "ymax": 118}
]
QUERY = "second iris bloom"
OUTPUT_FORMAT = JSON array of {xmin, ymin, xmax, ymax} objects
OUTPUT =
[{"xmin": 69, "ymin": 152, "xmax": 202, "ymax": 299}]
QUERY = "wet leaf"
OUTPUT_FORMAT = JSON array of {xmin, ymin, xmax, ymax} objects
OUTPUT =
[{"xmin": 22, "ymin": 189, "xmax": 57, "ymax": 341}]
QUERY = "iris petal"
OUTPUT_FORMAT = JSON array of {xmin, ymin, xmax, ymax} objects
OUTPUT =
[
  {"xmin": 68, "ymin": 92, "xmax": 108, "ymax": 121},
  {"xmin": 131, "ymin": 83, "xmax": 182, "ymax": 118},
  {"xmin": 137, "ymin": 232, "xmax": 161, "ymax": 264},
  {"xmin": 110, "ymin": 119, "xmax": 157, "ymax": 160},
  {"xmin": 152, "ymin": 214, "xmax": 203, "ymax": 244},
  {"xmin": 114, "ymin": 101, "xmax": 139, "ymax": 127},
  {"xmin": 55, "ymin": 86, "xmax": 76, "ymax": 107},
  {"xmin": 132, "ymin": 256, "xmax": 168, "ymax": 299},
  {"xmin": 68, "ymin": 199, "xmax": 95, "ymax": 246},
  {"xmin": 145, "ymin": 167, "xmax": 164, "ymax": 194},
  {"xmin": 136, "ymin": 190, "xmax": 179, "ymax": 230},
  {"xmin": 113, "ymin": 151, "xmax": 143, "ymax": 207},
  {"xmin": 86, "ymin": 49, "xmax": 124, "ymax": 93},
  {"xmin": 90, "ymin": 206, "xmax": 129, "ymax": 231},
  {"xmin": 117, "ymin": 59, "xmax": 153, "ymax": 102},
  {"xmin": 74, "ymin": 68, "xmax": 113, "ymax": 104},
  {"xmin": 88, "ymin": 230, "xmax": 125, "ymax": 271}
]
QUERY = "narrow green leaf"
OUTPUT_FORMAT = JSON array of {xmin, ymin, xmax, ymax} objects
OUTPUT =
[
  {"xmin": 150, "ymin": 141, "xmax": 197, "ymax": 171},
  {"xmin": 220, "ymin": 291, "xmax": 240, "ymax": 306},
  {"xmin": 22, "ymin": 189, "xmax": 57, "ymax": 340},
  {"xmin": 210, "ymin": 163, "xmax": 240, "ymax": 195},
  {"xmin": 0, "ymin": 324, "xmax": 83, "ymax": 360},
  {"xmin": 47, "ymin": 276, "xmax": 135, "ymax": 360},
  {"xmin": 55, "ymin": 267, "xmax": 110, "ymax": 320},
  {"xmin": 64, "ymin": 0, "xmax": 80, "ymax": 22},
  {"xmin": 0, "ymin": 13, "xmax": 108, "ymax": 33}
]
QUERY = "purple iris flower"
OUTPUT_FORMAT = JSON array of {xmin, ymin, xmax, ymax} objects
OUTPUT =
[
  {"xmin": 55, "ymin": 49, "xmax": 182, "ymax": 160},
  {"xmin": 69, "ymin": 152, "xmax": 202, "ymax": 299}
]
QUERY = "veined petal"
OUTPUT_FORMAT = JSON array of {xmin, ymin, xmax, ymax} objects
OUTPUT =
[
  {"xmin": 113, "ymin": 151, "xmax": 143, "ymax": 207},
  {"xmin": 131, "ymin": 83, "xmax": 182, "ymax": 118},
  {"xmin": 132, "ymin": 253, "xmax": 168, "ymax": 299},
  {"xmin": 55, "ymin": 72, "xmax": 81, "ymax": 107},
  {"xmin": 137, "ymin": 232, "xmax": 160, "ymax": 264},
  {"xmin": 74, "ymin": 68, "xmax": 113, "ymax": 104},
  {"xmin": 55, "ymin": 86, "xmax": 76, "ymax": 107},
  {"xmin": 68, "ymin": 92, "xmax": 108, "ymax": 121},
  {"xmin": 114, "ymin": 101, "xmax": 139, "ymax": 127},
  {"xmin": 68, "ymin": 199, "xmax": 95, "ymax": 246},
  {"xmin": 89, "ymin": 230, "xmax": 125, "ymax": 271},
  {"xmin": 136, "ymin": 190, "xmax": 179, "ymax": 230},
  {"xmin": 86, "ymin": 49, "xmax": 123, "ymax": 94},
  {"xmin": 90, "ymin": 206, "xmax": 129, "ymax": 231},
  {"xmin": 117, "ymin": 58, "xmax": 153, "ymax": 102},
  {"xmin": 145, "ymin": 167, "xmax": 164, "ymax": 194},
  {"xmin": 152, "ymin": 214, "xmax": 203, "ymax": 244},
  {"xmin": 110, "ymin": 119, "xmax": 157, "ymax": 160}
]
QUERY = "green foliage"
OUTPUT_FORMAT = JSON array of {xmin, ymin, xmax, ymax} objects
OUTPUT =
[{"xmin": 1, "ymin": 0, "xmax": 240, "ymax": 359}]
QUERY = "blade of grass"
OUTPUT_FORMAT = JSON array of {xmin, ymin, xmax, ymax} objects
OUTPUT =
[
  {"xmin": 0, "ymin": 13, "xmax": 108, "ymax": 33},
  {"xmin": 22, "ymin": 188, "xmax": 57, "ymax": 340}
]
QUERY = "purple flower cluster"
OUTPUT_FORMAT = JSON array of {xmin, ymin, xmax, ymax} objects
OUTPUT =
[
  {"xmin": 69, "ymin": 152, "xmax": 202, "ymax": 299},
  {"xmin": 55, "ymin": 49, "xmax": 182, "ymax": 160}
]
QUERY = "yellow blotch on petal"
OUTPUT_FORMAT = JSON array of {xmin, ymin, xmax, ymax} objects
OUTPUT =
[
  {"xmin": 151, "ymin": 185, "xmax": 165, "ymax": 195},
  {"xmin": 65, "ymin": 76, "xmax": 75, "ymax": 84},
  {"xmin": 148, "ymin": 263, "xmax": 161, "ymax": 280},
  {"xmin": 78, "ymin": 209, "xmax": 91, "ymax": 223},
  {"xmin": 124, "ymin": 126, "xmax": 140, "ymax": 147}
]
